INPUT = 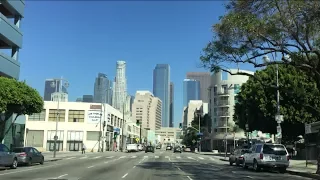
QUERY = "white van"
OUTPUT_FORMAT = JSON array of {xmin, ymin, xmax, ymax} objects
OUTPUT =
[{"xmin": 126, "ymin": 144, "xmax": 139, "ymax": 152}]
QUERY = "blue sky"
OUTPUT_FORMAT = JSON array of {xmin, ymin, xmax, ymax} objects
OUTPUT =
[{"xmin": 20, "ymin": 1, "xmax": 228, "ymax": 127}]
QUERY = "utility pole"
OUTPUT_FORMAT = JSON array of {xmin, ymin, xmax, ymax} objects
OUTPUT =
[
  {"xmin": 198, "ymin": 114, "xmax": 201, "ymax": 154},
  {"xmin": 121, "ymin": 102, "xmax": 125, "ymax": 152}
]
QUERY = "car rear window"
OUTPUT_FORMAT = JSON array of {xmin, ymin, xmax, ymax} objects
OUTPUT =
[
  {"xmin": 263, "ymin": 144, "xmax": 287, "ymax": 155},
  {"xmin": 13, "ymin": 148, "xmax": 25, "ymax": 153}
]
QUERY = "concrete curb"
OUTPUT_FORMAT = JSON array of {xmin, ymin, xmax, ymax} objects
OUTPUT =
[
  {"xmin": 44, "ymin": 158, "xmax": 63, "ymax": 162},
  {"xmin": 286, "ymin": 170, "xmax": 320, "ymax": 179}
]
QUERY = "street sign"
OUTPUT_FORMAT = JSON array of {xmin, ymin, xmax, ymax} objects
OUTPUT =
[
  {"xmin": 305, "ymin": 124, "xmax": 312, "ymax": 134},
  {"xmin": 197, "ymin": 132, "xmax": 203, "ymax": 136},
  {"xmin": 192, "ymin": 140, "xmax": 196, "ymax": 144},
  {"xmin": 275, "ymin": 115, "xmax": 284, "ymax": 123},
  {"xmin": 136, "ymin": 138, "xmax": 139, "ymax": 142}
]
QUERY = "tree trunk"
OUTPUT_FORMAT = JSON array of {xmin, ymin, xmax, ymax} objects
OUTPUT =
[{"xmin": 317, "ymin": 131, "xmax": 320, "ymax": 174}]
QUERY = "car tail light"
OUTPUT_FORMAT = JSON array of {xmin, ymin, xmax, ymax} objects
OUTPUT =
[
  {"xmin": 239, "ymin": 156, "xmax": 244, "ymax": 159},
  {"xmin": 287, "ymin": 155, "xmax": 290, "ymax": 161},
  {"xmin": 19, "ymin": 152, "xmax": 27, "ymax": 157},
  {"xmin": 259, "ymin": 153, "xmax": 263, "ymax": 159}
]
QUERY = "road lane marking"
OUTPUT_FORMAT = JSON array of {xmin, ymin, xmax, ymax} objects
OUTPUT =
[
  {"xmin": 144, "ymin": 156, "xmax": 148, "ymax": 158},
  {"xmin": 87, "ymin": 165, "xmax": 95, "ymax": 168},
  {"xmin": 122, "ymin": 173, "xmax": 128, "ymax": 178},
  {"xmin": 177, "ymin": 167, "xmax": 181, "ymax": 170},
  {"xmin": 198, "ymin": 157, "xmax": 204, "ymax": 160},
  {"xmin": 57, "ymin": 174, "xmax": 68, "ymax": 178},
  {"xmin": 0, "ymin": 165, "xmax": 56, "ymax": 176},
  {"xmin": 80, "ymin": 156, "xmax": 88, "ymax": 159},
  {"xmin": 176, "ymin": 156, "xmax": 181, "ymax": 159},
  {"xmin": 131, "ymin": 156, "xmax": 137, "ymax": 158},
  {"xmin": 93, "ymin": 156, "xmax": 101, "ymax": 159},
  {"xmin": 66, "ymin": 157, "xmax": 76, "ymax": 160},
  {"xmin": 133, "ymin": 166, "xmax": 136, "ymax": 168},
  {"xmin": 106, "ymin": 156, "xmax": 114, "ymax": 158},
  {"xmin": 187, "ymin": 176, "xmax": 192, "ymax": 180},
  {"xmin": 187, "ymin": 157, "xmax": 195, "ymax": 160},
  {"xmin": 155, "ymin": 156, "xmax": 159, "ymax": 158},
  {"xmin": 120, "ymin": 156, "xmax": 126, "ymax": 159},
  {"xmin": 165, "ymin": 156, "xmax": 169, "ymax": 158},
  {"xmin": 246, "ymin": 176, "xmax": 253, "ymax": 179},
  {"xmin": 104, "ymin": 161, "xmax": 109, "ymax": 164}
]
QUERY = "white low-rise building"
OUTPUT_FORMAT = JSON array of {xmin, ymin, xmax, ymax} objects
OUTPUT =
[
  {"xmin": 155, "ymin": 127, "xmax": 182, "ymax": 145},
  {"xmin": 24, "ymin": 101, "xmax": 143, "ymax": 152}
]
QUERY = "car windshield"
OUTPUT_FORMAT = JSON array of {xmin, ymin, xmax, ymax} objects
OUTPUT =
[{"xmin": 263, "ymin": 144, "xmax": 287, "ymax": 155}]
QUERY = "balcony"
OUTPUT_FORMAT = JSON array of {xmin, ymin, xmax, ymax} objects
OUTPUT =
[
  {"xmin": 217, "ymin": 111, "xmax": 230, "ymax": 116},
  {"xmin": 0, "ymin": 13, "xmax": 23, "ymax": 48},
  {"xmin": 214, "ymin": 100, "xmax": 230, "ymax": 106},
  {"xmin": 1, "ymin": 0, "xmax": 25, "ymax": 17},
  {"xmin": 0, "ymin": 52, "xmax": 20, "ymax": 78}
]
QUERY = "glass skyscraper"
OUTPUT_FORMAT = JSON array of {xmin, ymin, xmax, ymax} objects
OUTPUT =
[
  {"xmin": 93, "ymin": 73, "xmax": 112, "ymax": 104},
  {"xmin": 183, "ymin": 79, "xmax": 201, "ymax": 107},
  {"xmin": 153, "ymin": 64, "xmax": 170, "ymax": 127}
]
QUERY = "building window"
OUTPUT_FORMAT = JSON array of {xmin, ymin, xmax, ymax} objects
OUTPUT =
[
  {"xmin": 48, "ymin": 109, "xmax": 66, "ymax": 122},
  {"xmin": 234, "ymin": 84, "xmax": 240, "ymax": 94},
  {"xmin": 222, "ymin": 85, "xmax": 228, "ymax": 94},
  {"xmin": 28, "ymin": 110, "xmax": 46, "ymax": 121},
  {"xmin": 68, "ymin": 110, "xmax": 85, "ymax": 122},
  {"xmin": 87, "ymin": 131, "xmax": 99, "ymax": 141}
]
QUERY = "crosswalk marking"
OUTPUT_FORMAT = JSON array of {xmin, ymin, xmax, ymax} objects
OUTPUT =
[
  {"xmin": 155, "ymin": 156, "xmax": 159, "ymax": 158},
  {"xmin": 131, "ymin": 156, "xmax": 137, "ymax": 158},
  {"xmin": 198, "ymin": 157, "xmax": 204, "ymax": 160},
  {"xmin": 106, "ymin": 156, "xmax": 114, "ymax": 159},
  {"xmin": 93, "ymin": 156, "xmax": 101, "ymax": 159},
  {"xmin": 80, "ymin": 156, "xmax": 88, "ymax": 159},
  {"xmin": 188, "ymin": 157, "xmax": 195, "ymax": 160},
  {"xmin": 165, "ymin": 156, "xmax": 169, "ymax": 158},
  {"xmin": 120, "ymin": 156, "xmax": 126, "ymax": 158},
  {"xmin": 176, "ymin": 156, "xmax": 181, "ymax": 159},
  {"xmin": 144, "ymin": 156, "xmax": 148, "ymax": 158},
  {"xmin": 66, "ymin": 157, "xmax": 76, "ymax": 160}
]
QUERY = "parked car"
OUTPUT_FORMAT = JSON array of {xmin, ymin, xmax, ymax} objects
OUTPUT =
[
  {"xmin": 0, "ymin": 144, "xmax": 18, "ymax": 169},
  {"xmin": 145, "ymin": 146, "xmax": 155, "ymax": 153},
  {"xmin": 229, "ymin": 148, "xmax": 249, "ymax": 166},
  {"xmin": 12, "ymin": 147, "xmax": 44, "ymax": 166},
  {"xmin": 173, "ymin": 146, "xmax": 182, "ymax": 153},
  {"xmin": 156, "ymin": 145, "xmax": 161, "ymax": 149},
  {"xmin": 242, "ymin": 143, "xmax": 290, "ymax": 173},
  {"xmin": 126, "ymin": 144, "xmax": 139, "ymax": 152},
  {"xmin": 138, "ymin": 144, "xmax": 144, "ymax": 151},
  {"xmin": 166, "ymin": 145, "xmax": 172, "ymax": 151}
]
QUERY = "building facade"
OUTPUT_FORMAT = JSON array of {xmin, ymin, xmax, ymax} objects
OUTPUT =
[
  {"xmin": 44, "ymin": 79, "xmax": 68, "ymax": 101},
  {"xmin": 51, "ymin": 92, "xmax": 68, "ymax": 102},
  {"xmin": 182, "ymin": 100, "xmax": 208, "ymax": 131},
  {"xmin": 155, "ymin": 127, "xmax": 182, "ymax": 145},
  {"xmin": 207, "ymin": 69, "xmax": 253, "ymax": 151},
  {"xmin": 153, "ymin": 64, "xmax": 170, "ymax": 127},
  {"xmin": 112, "ymin": 61, "xmax": 127, "ymax": 112},
  {"xmin": 82, "ymin": 95, "xmax": 93, "ymax": 102},
  {"xmin": 24, "ymin": 101, "xmax": 144, "ymax": 152},
  {"xmin": 132, "ymin": 91, "xmax": 162, "ymax": 131},
  {"xmin": 0, "ymin": 0, "xmax": 24, "ymax": 79},
  {"xmin": 169, "ymin": 82, "xmax": 174, "ymax": 127},
  {"xmin": 186, "ymin": 72, "xmax": 211, "ymax": 103},
  {"xmin": 93, "ymin": 73, "xmax": 112, "ymax": 104},
  {"xmin": 183, "ymin": 79, "xmax": 200, "ymax": 107}
]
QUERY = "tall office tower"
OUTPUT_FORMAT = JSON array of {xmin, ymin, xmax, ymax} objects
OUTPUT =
[
  {"xmin": 83, "ymin": 95, "xmax": 93, "ymax": 102},
  {"xmin": 132, "ymin": 91, "xmax": 162, "ymax": 131},
  {"xmin": 112, "ymin": 61, "xmax": 127, "ymax": 112},
  {"xmin": 93, "ymin": 73, "xmax": 112, "ymax": 104},
  {"xmin": 153, "ymin": 64, "xmax": 170, "ymax": 127},
  {"xmin": 44, "ymin": 79, "xmax": 68, "ymax": 101},
  {"xmin": 183, "ymin": 79, "xmax": 201, "ymax": 107},
  {"xmin": 169, "ymin": 82, "xmax": 174, "ymax": 127},
  {"xmin": 186, "ymin": 72, "xmax": 211, "ymax": 103}
]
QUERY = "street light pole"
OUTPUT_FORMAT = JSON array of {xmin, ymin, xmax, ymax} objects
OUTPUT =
[
  {"xmin": 121, "ymin": 102, "xmax": 125, "ymax": 152},
  {"xmin": 198, "ymin": 114, "xmax": 201, "ymax": 154},
  {"xmin": 51, "ymin": 78, "xmax": 69, "ymax": 158},
  {"xmin": 276, "ymin": 64, "xmax": 282, "ymax": 144}
]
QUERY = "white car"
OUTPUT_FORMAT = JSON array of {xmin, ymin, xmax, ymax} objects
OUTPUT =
[
  {"xmin": 138, "ymin": 144, "xmax": 144, "ymax": 151},
  {"xmin": 126, "ymin": 144, "xmax": 139, "ymax": 152},
  {"xmin": 242, "ymin": 143, "xmax": 290, "ymax": 173}
]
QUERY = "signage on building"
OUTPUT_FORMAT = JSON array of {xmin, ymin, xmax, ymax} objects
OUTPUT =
[
  {"xmin": 90, "ymin": 104, "xmax": 102, "ymax": 110},
  {"xmin": 114, "ymin": 128, "xmax": 120, "ymax": 133},
  {"xmin": 87, "ymin": 110, "xmax": 101, "ymax": 124}
]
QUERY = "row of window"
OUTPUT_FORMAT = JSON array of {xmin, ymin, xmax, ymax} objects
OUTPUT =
[{"xmin": 212, "ymin": 84, "xmax": 241, "ymax": 94}]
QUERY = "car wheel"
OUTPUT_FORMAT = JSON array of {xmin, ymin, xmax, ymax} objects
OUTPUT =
[
  {"xmin": 229, "ymin": 161, "xmax": 233, "ymax": 166},
  {"xmin": 253, "ymin": 160, "xmax": 260, "ymax": 172},
  {"xmin": 27, "ymin": 157, "xmax": 32, "ymax": 166},
  {"xmin": 242, "ymin": 160, "xmax": 248, "ymax": 169},
  {"xmin": 40, "ymin": 158, "xmax": 44, "ymax": 165},
  {"xmin": 235, "ymin": 159, "xmax": 240, "ymax": 166},
  {"xmin": 11, "ymin": 158, "xmax": 18, "ymax": 169}
]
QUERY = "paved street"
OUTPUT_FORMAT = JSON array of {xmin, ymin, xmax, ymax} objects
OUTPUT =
[{"xmin": 0, "ymin": 150, "xmax": 314, "ymax": 180}]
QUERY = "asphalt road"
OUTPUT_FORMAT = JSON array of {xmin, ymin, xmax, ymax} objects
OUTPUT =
[{"xmin": 0, "ymin": 150, "xmax": 314, "ymax": 180}]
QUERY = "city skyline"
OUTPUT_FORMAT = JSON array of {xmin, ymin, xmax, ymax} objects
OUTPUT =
[
  {"xmin": 112, "ymin": 61, "xmax": 128, "ymax": 112},
  {"xmin": 93, "ymin": 73, "xmax": 112, "ymax": 104}
]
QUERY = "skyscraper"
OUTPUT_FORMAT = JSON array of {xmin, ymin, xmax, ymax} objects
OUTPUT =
[
  {"xmin": 183, "ymin": 79, "xmax": 201, "ymax": 107},
  {"xmin": 186, "ymin": 72, "xmax": 211, "ymax": 103},
  {"xmin": 83, "ymin": 95, "xmax": 93, "ymax": 102},
  {"xmin": 153, "ymin": 64, "xmax": 170, "ymax": 127},
  {"xmin": 44, "ymin": 79, "xmax": 68, "ymax": 101},
  {"xmin": 93, "ymin": 73, "xmax": 112, "ymax": 104},
  {"xmin": 112, "ymin": 61, "xmax": 127, "ymax": 112},
  {"xmin": 169, "ymin": 82, "xmax": 174, "ymax": 127}
]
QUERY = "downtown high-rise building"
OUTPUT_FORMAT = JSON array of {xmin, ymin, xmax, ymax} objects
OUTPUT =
[
  {"xmin": 93, "ymin": 73, "xmax": 112, "ymax": 104},
  {"xmin": 169, "ymin": 82, "xmax": 174, "ymax": 127},
  {"xmin": 44, "ymin": 79, "xmax": 68, "ymax": 101},
  {"xmin": 112, "ymin": 61, "xmax": 128, "ymax": 112},
  {"xmin": 183, "ymin": 79, "xmax": 200, "ymax": 107},
  {"xmin": 186, "ymin": 72, "xmax": 211, "ymax": 103},
  {"xmin": 153, "ymin": 64, "xmax": 170, "ymax": 127}
]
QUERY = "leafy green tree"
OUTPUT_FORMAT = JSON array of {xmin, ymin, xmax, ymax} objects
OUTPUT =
[
  {"xmin": 200, "ymin": 0, "xmax": 320, "ymax": 87},
  {"xmin": 0, "ymin": 77, "xmax": 44, "ymax": 143},
  {"xmin": 234, "ymin": 65, "xmax": 320, "ymax": 144}
]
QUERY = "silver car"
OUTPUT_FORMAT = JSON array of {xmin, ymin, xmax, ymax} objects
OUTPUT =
[
  {"xmin": 0, "ymin": 144, "xmax": 18, "ymax": 169},
  {"xmin": 13, "ymin": 147, "xmax": 44, "ymax": 166}
]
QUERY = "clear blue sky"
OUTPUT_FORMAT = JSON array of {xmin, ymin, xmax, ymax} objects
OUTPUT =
[{"xmin": 20, "ymin": 1, "xmax": 227, "ymax": 127}]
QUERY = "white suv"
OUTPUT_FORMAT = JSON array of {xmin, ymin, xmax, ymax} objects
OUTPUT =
[{"xmin": 243, "ymin": 143, "xmax": 289, "ymax": 173}]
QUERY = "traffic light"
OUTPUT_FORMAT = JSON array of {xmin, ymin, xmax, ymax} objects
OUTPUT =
[
  {"xmin": 136, "ymin": 120, "xmax": 140, "ymax": 126},
  {"xmin": 179, "ymin": 123, "xmax": 182, "ymax": 129},
  {"xmin": 114, "ymin": 132, "xmax": 118, "ymax": 139}
]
